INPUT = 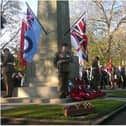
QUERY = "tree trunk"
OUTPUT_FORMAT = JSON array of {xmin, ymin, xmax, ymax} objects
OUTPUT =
[{"xmin": 106, "ymin": 35, "xmax": 113, "ymax": 62}]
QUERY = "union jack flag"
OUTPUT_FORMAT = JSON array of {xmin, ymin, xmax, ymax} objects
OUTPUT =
[
  {"xmin": 71, "ymin": 16, "xmax": 88, "ymax": 62},
  {"xmin": 71, "ymin": 30, "xmax": 88, "ymax": 47},
  {"xmin": 26, "ymin": 8, "xmax": 34, "ymax": 28},
  {"xmin": 72, "ymin": 16, "xmax": 86, "ymax": 35}
]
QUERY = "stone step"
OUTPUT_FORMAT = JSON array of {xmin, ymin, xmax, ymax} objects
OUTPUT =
[
  {"xmin": 12, "ymin": 86, "xmax": 58, "ymax": 98},
  {"xmin": 0, "ymin": 96, "xmax": 73, "ymax": 105}
]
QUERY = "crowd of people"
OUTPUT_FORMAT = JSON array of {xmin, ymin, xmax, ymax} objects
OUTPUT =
[
  {"xmin": 1, "ymin": 47, "xmax": 126, "ymax": 98},
  {"xmin": 53, "ymin": 42, "xmax": 126, "ymax": 98},
  {"xmin": 80, "ymin": 58, "xmax": 126, "ymax": 90}
]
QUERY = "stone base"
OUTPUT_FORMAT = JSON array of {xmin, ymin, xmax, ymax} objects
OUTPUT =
[
  {"xmin": 12, "ymin": 86, "xmax": 58, "ymax": 98},
  {"xmin": 0, "ymin": 97, "xmax": 72, "ymax": 105}
]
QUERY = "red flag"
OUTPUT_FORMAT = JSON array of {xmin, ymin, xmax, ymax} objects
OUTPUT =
[
  {"xmin": 107, "ymin": 58, "xmax": 112, "ymax": 72},
  {"xmin": 19, "ymin": 20, "xmax": 27, "ymax": 66}
]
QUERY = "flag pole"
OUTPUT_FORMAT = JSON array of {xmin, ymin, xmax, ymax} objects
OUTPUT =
[
  {"xmin": 64, "ymin": 11, "xmax": 86, "ymax": 36},
  {"xmin": 25, "ymin": 2, "xmax": 48, "ymax": 35}
]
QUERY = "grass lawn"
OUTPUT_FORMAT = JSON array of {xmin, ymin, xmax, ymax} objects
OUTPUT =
[
  {"xmin": 1, "ymin": 99, "xmax": 125, "ymax": 121},
  {"xmin": 107, "ymin": 90, "xmax": 126, "ymax": 98}
]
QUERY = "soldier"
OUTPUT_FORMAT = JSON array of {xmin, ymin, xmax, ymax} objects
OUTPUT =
[
  {"xmin": 54, "ymin": 43, "xmax": 72, "ymax": 98},
  {"xmin": 91, "ymin": 56, "xmax": 100, "ymax": 90},
  {"xmin": 1, "ymin": 48, "xmax": 15, "ymax": 97}
]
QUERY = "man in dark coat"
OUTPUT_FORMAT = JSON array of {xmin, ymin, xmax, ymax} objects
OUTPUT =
[
  {"xmin": 91, "ymin": 56, "xmax": 100, "ymax": 90},
  {"xmin": 54, "ymin": 43, "xmax": 72, "ymax": 98},
  {"xmin": 1, "ymin": 48, "xmax": 15, "ymax": 97},
  {"xmin": 100, "ymin": 66, "xmax": 107, "ymax": 89},
  {"xmin": 121, "ymin": 66, "xmax": 126, "ymax": 88}
]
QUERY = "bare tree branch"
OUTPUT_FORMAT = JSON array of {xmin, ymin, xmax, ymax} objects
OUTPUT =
[
  {"xmin": 93, "ymin": 0, "xmax": 126, "ymax": 61},
  {"xmin": 109, "ymin": 0, "xmax": 116, "ymax": 24},
  {"xmin": 112, "ymin": 15, "xmax": 126, "ymax": 34},
  {"xmin": 0, "ymin": 28, "xmax": 21, "ymax": 50},
  {"xmin": 88, "ymin": 18, "xmax": 107, "ymax": 23},
  {"xmin": 94, "ymin": 0, "xmax": 109, "ymax": 26},
  {"xmin": 3, "ymin": 1, "xmax": 10, "ymax": 9}
]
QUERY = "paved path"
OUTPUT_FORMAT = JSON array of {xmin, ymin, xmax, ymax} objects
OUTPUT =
[
  {"xmin": 102, "ymin": 108, "xmax": 126, "ymax": 125},
  {"xmin": 104, "ymin": 97, "xmax": 126, "ymax": 102},
  {"xmin": 103, "ymin": 88, "xmax": 126, "ymax": 92}
]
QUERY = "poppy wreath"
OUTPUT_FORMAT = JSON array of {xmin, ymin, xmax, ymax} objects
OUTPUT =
[
  {"xmin": 69, "ymin": 87, "xmax": 86, "ymax": 101},
  {"xmin": 64, "ymin": 102, "xmax": 95, "ymax": 117},
  {"xmin": 69, "ymin": 77, "xmax": 106, "ymax": 101},
  {"xmin": 69, "ymin": 87, "xmax": 106, "ymax": 101}
]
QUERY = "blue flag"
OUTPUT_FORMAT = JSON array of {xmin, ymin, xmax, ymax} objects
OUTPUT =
[{"xmin": 23, "ymin": 6, "xmax": 42, "ymax": 63}]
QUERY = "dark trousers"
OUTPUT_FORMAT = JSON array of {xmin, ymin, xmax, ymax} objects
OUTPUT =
[
  {"xmin": 58, "ymin": 72, "xmax": 69, "ymax": 98},
  {"xmin": 3, "ymin": 72, "xmax": 14, "ymax": 97},
  {"xmin": 122, "ymin": 76, "xmax": 126, "ymax": 88},
  {"xmin": 100, "ymin": 79, "xmax": 106, "ymax": 89},
  {"xmin": 91, "ymin": 74, "xmax": 99, "ymax": 90}
]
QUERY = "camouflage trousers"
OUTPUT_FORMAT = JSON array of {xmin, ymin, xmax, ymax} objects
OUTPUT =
[
  {"xmin": 3, "ymin": 72, "xmax": 14, "ymax": 97},
  {"xmin": 58, "ymin": 72, "xmax": 69, "ymax": 98}
]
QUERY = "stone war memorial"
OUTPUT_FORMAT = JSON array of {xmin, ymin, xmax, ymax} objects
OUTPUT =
[
  {"xmin": 1, "ymin": 0, "xmax": 126, "ymax": 125},
  {"xmin": 13, "ymin": 0, "xmax": 79, "ymax": 98}
]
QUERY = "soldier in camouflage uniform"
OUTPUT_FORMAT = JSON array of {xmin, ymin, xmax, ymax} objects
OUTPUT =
[
  {"xmin": 1, "ymin": 48, "xmax": 15, "ymax": 97},
  {"xmin": 54, "ymin": 43, "xmax": 72, "ymax": 98}
]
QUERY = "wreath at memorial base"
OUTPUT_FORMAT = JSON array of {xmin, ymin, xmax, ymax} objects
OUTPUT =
[
  {"xmin": 68, "ymin": 78, "xmax": 106, "ymax": 101},
  {"xmin": 64, "ymin": 102, "xmax": 95, "ymax": 117}
]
